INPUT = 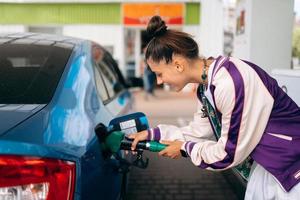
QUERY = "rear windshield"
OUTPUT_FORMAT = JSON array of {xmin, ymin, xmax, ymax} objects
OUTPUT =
[{"xmin": 0, "ymin": 43, "xmax": 73, "ymax": 104}]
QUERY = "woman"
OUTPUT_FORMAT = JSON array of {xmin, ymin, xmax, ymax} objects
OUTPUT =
[{"xmin": 128, "ymin": 15, "xmax": 300, "ymax": 199}]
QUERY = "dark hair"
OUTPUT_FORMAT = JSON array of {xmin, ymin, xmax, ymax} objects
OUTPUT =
[{"xmin": 145, "ymin": 15, "xmax": 199, "ymax": 64}]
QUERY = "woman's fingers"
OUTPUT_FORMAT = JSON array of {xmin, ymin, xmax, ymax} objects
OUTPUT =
[
  {"xmin": 130, "ymin": 130, "xmax": 148, "ymax": 150},
  {"xmin": 158, "ymin": 149, "xmax": 167, "ymax": 156},
  {"xmin": 126, "ymin": 133, "xmax": 137, "ymax": 139},
  {"xmin": 160, "ymin": 140, "xmax": 172, "ymax": 145},
  {"xmin": 131, "ymin": 137, "xmax": 140, "ymax": 151}
]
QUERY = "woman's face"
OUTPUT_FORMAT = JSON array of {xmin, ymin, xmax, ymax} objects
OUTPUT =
[{"xmin": 147, "ymin": 57, "xmax": 189, "ymax": 92}]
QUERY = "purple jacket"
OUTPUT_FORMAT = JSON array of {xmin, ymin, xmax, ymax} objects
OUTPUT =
[{"xmin": 148, "ymin": 56, "xmax": 300, "ymax": 192}]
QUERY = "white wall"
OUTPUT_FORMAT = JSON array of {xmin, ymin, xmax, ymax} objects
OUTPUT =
[
  {"xmin": 198, "ymin": 0, "xmax": 224, "ymax": 58},
  {"xmin": 233, "ymin": 0, "xmax": 251, "ymax": 60},
  {"xmin": 183, "ymin": 25, "xmax": 201, "ymax": 49},
  {"xmin": 63, "ymin": 25, "xmax": 125, "ymax": 74},
  {"xmin": 251, "ymin": 0, "xmax": 294, "ymax": 72},
  {"xmin": 0, "ymin": 25, "xmax": 26, "ymax": 34},
  {"xmin": 234, "ymin": 0, "xmax": 294, "ymax": 72}
]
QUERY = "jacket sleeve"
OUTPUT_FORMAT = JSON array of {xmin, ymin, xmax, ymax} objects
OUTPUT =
[
  {"xmin": 147, "ymin": 100, "xmax": 215, "ymax": 143},
  {"xmin": 182, "ymin": 58, "xmax": 274, "ymax": 171}
]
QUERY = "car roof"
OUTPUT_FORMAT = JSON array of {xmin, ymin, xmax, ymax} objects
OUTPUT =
[{"xmin": 0, "ymin": 32, "xmax": 85, "ymax": 49}]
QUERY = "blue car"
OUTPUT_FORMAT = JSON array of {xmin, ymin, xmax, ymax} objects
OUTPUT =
[{"xmin": 0, "ymin": 33, "xmax": 135, "ymax": 200}]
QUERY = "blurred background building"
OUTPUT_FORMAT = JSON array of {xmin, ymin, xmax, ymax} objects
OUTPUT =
[
  {"xmin": 0, "ymin": 0, "xmax": 298, "ymax": 84},
  {"xmin": 0, "ymin": 1, "xmax": 300, "ymax": 199},
  {"xmin": 0, "ymin": 0, "xmax": 205, "ymax": 81}
]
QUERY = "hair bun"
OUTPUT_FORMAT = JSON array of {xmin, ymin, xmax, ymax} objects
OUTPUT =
[{"xmin": 147, "ymin": 15, "xmax": 168, "ymax": 39}]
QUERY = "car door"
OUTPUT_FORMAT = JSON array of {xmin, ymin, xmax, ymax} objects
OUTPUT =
[{"xmin": 81, "ymin": 43, "xmax": 133, "ymax": 200}]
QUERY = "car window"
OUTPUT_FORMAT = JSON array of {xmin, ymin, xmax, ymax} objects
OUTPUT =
[
  {"xmin": 103, "ymin": 53, "xmax": 127, "ymax": 87},
  {"xmin": 92, "ymin": 43, "xmax": 124, "ymax": 102},
  {"xmin": 0, "ymin": 43, "xmax": 73, "ymax": 104},
  {"xmin": 93, "ymin": 62, "xmax": 109, "ymax": 102},
  {"xmin": 97, "ymin": 61, "xmax": 118, "ymax": 98}
]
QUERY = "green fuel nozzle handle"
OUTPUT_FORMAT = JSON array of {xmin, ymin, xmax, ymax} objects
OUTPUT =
[
  {"xmin": 119, "ymin": 140, "xmax": 167, "ymax": 152},
  {"xmin": 147, "ymin": 141, "xmax": 167, "ymax": 152},
  {"xmin": 102, "ymin": 130, "xmax": 168, "ymax": 153}
]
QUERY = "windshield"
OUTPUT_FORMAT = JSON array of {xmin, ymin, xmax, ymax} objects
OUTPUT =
[{"xmin": 0, "ymin": 43, "xmax": 73, "ymax": 104}]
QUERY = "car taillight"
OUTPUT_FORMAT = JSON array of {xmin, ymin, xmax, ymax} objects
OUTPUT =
[{"xmin": 0, "ymin": 155, "xmax": 75, "ymax": 200}]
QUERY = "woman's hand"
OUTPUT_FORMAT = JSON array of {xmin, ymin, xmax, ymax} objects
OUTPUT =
[
  {"xmin": 126, "ymin": 130, "xmax": 148, "ymax": 151},
  {"xmin": 158, "ymin": 140, "xmax": 184, "ymax": 159}
]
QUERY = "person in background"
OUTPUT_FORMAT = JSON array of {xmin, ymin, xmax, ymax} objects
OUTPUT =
[
  {"xmin": 140, "ymin": 47, "xmax": 156, "ymax": 100},
  {"xmin": 129, "ymin": 15, "xmax": 300, "ymax": 199}
]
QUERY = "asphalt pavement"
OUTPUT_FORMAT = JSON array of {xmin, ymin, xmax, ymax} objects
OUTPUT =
[{"xmin": 125, "ymin": 88, "xmax": 239, "ymax": 200}]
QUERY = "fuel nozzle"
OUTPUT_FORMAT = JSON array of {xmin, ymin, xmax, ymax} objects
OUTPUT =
[
  {"xmin": 95, "ymin": 112, "xmax": 170, "ymax": 169},
  {"xmin": 94, "ymin": 123, "xmax": 124, "ymax": 155},
  {"xmin": 95, "ymin": 122, "xmax": 167, "ymax": 154},
  {"xmin": 95, "ymin": 122, "xmax": 170, "ymax": 169},
  {"xmin": 120, "ymin": 140, "xmax": 167, "ymax": 152}
]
